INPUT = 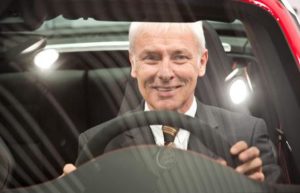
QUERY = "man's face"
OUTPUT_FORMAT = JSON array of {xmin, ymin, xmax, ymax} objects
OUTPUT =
[{"xmin": 130, "ymin": 24, "xmax": 208, "ymax": 113}]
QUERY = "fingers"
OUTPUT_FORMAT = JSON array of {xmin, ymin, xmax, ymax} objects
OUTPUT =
[
  {"xmin": 59, "ymin": 163, "xmax": 77, "ymax": 178},
  {"xmin": 64, "ymin": 163, "xmax": 77, "ymax": 174},
  {"xmin": 236, "ymin": 157, "xmax": 262, "ymax": 174},
  {"xmin": 238, "ymin": 146, "xmax": 260, "ymax": 162},
  {"xmin": 230, "ymin": 141, "xmax": 248, "ymax": 155},
  {"xmin": 231, "ymin": 141, "xmax": 260, "ymax": 162},
  {"xmin": 248, "ymin": 172, "xmax": 265, "ymax": 182},
  {"xmin": 230, "ymin": 141, "xmax": 265, "ymax": 182},
  {"xmin": 215, "ymin": 158, "xmax": 227, "ymax": 166}
]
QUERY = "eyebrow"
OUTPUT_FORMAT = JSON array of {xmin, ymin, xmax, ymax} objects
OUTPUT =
[
  {"xmin": 171, "ymin": 49, "xmax": 193, "ymax": 56},
  {"xmin": 172, "ymin": 50, "xmax": 187, "ymax": 54},
  {"xmin": 142, "ymin": 48, "xmax": 190, "ymax": 53},
  {"xmin": 138, "ymin": 50, "xmax": 160, "ymax": 57},
  {"xmin": 137, "ymin": 47, "xmax": 193, "ymax": 58}
]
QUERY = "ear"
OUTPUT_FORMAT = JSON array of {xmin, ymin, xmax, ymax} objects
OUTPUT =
[
  {"xmin": 198, "ymin": 49, "xmax": 208, "ymax": 77},
  {"xmin": 129, "ymin": 52, "xmax": 137, "ymax": 78}
]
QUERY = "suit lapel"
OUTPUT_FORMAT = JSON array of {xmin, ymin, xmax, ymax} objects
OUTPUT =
[
  {"xmin": 120, "ymin": 126, "xmax": 155, "ymax": 147},
  {"xmin": 119, "ymin": 102, "xmax": 156, "ymax": 147},
  {"xmin": 194, "ymin": 100, "xmax": 219, "ymax": 129},
  {"xmin": 187, "ymin": 99, "xmax": 219, "ymax": 155}
]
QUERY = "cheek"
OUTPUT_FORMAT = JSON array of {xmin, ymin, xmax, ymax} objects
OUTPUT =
[
  {"xmin": 136, "ymin": 65, "xmax": 158, "ymax": 83},
  {"xmin": 135, "ymin": 72, "xmax": 153, "ymax": 96},
  {"xmin": 174, "ymin": 66, "xmax": 199, "ymax": 83},
  {"xmin": 136, "ymin": 63, "xmax": 157, "ymax": 74}
]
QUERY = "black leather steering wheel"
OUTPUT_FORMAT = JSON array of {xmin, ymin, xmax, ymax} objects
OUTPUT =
[{"xmin": 76, "ymin": 111, "xmax": 238, "ymax": 167}]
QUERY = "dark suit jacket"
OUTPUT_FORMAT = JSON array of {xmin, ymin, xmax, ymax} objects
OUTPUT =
[{"xmin": 76, "ymin": 100, "xmax": 281, "ymax": 183}]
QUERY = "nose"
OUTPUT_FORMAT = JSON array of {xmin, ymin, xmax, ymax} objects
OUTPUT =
[{"xmin": 157, "ymin": 58, "xmax": 174, "ymax": 81}]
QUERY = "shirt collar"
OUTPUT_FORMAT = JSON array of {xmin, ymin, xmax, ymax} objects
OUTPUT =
[{"xmin": 144, "ymin": 96, "xmax": 197, "ymax": 118}]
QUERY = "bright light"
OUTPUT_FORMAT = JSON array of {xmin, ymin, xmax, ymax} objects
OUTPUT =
[
  {"xmin": 34, "ymin": 49, "xmax": 59, "ymax": 70},
  {"xmin": 22, "ymin": 38, "xmax": 46, "ymax": 54},
  {"xmin": 229, "ymin": 79, "xmax": 249, "ymax": 104}
]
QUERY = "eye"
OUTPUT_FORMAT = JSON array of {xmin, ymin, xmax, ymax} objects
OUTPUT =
[
  {"xmin": 174, "ymin": 55, "xmax": 188, "ymax": 60},
  {"xmin": 172, "ymin": 54, "xmax": 190, "ymax": 63},
  {"xmin": 142, "ymin": 53, "xmax": 161, "ymax": 64}
]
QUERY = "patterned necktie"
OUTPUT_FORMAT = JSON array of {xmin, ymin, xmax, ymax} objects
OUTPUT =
[{"xmin": 162, "ymin": 126, "xmax": 179, "ymax": 146}]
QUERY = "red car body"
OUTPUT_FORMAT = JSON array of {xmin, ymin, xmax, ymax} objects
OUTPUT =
[{"xmin": 241, "ymin": 0, "xmax": 300, "ymax": 69}]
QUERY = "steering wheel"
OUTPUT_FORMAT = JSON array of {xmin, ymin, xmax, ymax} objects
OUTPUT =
[
  {"xmin": 76, "ymin": 111, "xmax": 238, "ymax": 167},
  {"xmin": 4, "ymin": 111, "xmax": 297, "ymax": 193}
]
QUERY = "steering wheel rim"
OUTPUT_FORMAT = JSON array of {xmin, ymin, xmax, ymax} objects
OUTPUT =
[{"xmin": 77, "ymin": 111, "xmax": 238, "ymax": 167}]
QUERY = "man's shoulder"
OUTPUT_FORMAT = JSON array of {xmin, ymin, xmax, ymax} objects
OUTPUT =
[
  {"xmin": 198, "ymin": 102, "xmax": 269, "ymax": 147},
  {"xmin": 206, "ymin": 103, "xmax": 254, "ymax": 118},
  {"xmin": 198, "ymin": 102, "xmax": 264, "ymax": 127}
]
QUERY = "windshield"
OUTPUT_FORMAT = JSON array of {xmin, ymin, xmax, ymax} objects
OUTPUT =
[{"xmin": 0, "ymin": 0, "xmax": 300, "ymax": 192}]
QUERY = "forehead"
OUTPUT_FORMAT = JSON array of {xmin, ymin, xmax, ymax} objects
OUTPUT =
[
  {"xmin": 133, "ymin": 24, "xmax": 199, "ymax": 52},
  {"xmin": 136, "ymin": 23, "xmax": 196, "ymax": 39}
]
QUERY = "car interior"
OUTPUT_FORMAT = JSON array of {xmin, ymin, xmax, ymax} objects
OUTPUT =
[{"xmin": 0, "ymin": 0, "xmax": 300, "ymax": 191}]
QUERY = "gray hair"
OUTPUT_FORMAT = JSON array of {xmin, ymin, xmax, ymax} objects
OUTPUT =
[{"xmin": 128, "ymin": 21, "xmax": 206, "ymax": 54}]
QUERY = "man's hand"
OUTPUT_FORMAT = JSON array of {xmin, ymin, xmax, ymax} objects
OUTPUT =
[
  {"xmin": 230, "ymin": 141, "xmax": 265, "ymax": 182},
  {"xmin": 60, "ymin": 163, "xmax": 77, "ymax": 177}
]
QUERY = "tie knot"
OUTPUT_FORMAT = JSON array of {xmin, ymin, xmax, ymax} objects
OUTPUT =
[{"xmin": 162, "ymin": 126, "xmax": 178, "ymax": 146}]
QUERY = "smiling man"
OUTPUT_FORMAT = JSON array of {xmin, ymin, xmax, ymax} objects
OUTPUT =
[
  {"xmin": 129, "ymin": 23, "xmax": 206, "ymax": 113},
  {"xmin": 64, "ymin": 22, "xmax": 281, "ymax": 183}
]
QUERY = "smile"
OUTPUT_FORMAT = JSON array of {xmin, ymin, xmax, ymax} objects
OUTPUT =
[{"xmin": 152, "ymin": 85, "xmax": 182, "ymax": 92}]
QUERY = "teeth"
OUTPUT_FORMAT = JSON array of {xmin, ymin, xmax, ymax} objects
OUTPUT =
[
  {"xmin": 157, "ymin": 88, "xmax": 172, "ymax": 91},
  {"xmin": 155, "ymin": 86, "xmax": 178, "ymax": 91}
]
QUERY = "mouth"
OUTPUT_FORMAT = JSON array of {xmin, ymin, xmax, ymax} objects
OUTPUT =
[{"xmin": 151, "ymin": 85, "xmax": 182, "ymax": 92}]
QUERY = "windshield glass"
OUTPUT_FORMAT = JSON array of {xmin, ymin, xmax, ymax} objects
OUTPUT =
[{"xmin": 0, "ymin": 0, "xmax": 300, "ymax": 191}]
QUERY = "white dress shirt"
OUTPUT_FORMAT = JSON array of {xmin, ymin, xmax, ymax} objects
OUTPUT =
[{"xmin": 145, "ymin": 96, "xmax": 197, "ymax": 150}]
